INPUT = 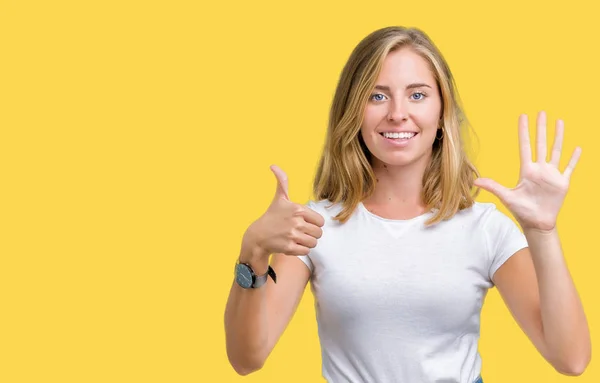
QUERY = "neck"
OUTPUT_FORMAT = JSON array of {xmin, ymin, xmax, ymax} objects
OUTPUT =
[{"xmin": 363, "ymin": 154, "xmax": 431, "ymax": 217}]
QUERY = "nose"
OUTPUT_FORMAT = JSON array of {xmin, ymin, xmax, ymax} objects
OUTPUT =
[{"xmin": 387, "ymin": 98, "xmax": 408, "ymax": 123}]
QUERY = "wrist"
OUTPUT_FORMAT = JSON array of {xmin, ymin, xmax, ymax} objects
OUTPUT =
[
  {"xmin": 238, "ymin": 252, "xmax": 270, "ymax": 275},
  {"xmin": 234, "ymin": 254, "xmax": 276, "ymax": 289},
  {"xmin": 240, "ymin": 235, "xmax": 270, "ymax": 276},
  {"xmin": 523, "ymin": 226, "xmax": 558, "ymax": 237}
]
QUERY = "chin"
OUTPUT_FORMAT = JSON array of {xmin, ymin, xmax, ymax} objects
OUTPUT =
[
  {"xmin": 372, "ymin": 151, "xmax": 431, "ymax": 168},
  {"xmin": 375, "ymin": 154, "xmax": 417, "ymax": 167}
]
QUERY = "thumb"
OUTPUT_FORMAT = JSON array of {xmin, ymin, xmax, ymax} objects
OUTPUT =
[
  {"xmin": 270, "ymin": 164, "xmax": 289, "ymax": 201},
  {"xmin": 474, "ymin": 177, "xmax": 510, "ymax": 202}
]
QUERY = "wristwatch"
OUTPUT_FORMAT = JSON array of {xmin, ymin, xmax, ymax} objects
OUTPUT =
[{"xmin": 235, "ymin": 261, "xmax": 277, "ymax": 289}]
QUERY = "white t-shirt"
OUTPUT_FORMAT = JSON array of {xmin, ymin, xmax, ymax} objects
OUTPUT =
[{"xmin": 297, "ymin": 199, "xmax": 528, "ymax": 383}]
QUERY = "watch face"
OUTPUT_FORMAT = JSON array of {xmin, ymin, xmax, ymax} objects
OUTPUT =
[{"xmin": 235, "ymin": 264, "xmax": 253, "ymax": 289}]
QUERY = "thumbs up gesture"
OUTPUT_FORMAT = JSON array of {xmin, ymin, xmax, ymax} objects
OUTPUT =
[{"xmin": 242, "ymin": 165, "xmax": 325, "ymax": 262}]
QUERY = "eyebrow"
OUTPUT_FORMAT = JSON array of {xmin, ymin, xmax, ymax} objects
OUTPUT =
[{"xmin": 374, "ymin": 83, "xmax": 432, "ymax": 91}]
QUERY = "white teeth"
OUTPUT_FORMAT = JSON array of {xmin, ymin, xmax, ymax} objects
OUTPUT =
[{"xmin": 383, "ymin": 132, "xmax": 416, "ymax": 139}]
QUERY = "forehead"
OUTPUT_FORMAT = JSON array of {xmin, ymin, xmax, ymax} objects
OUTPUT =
[{"xmin": 376, "ymin": 48, "xmax": 436, "ymax": 85}]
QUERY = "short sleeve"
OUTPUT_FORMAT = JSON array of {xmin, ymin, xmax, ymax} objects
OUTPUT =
[
  {"xmin": 296, "ymin": 254, "xmax": 314, "ymax": 273},
  {"xmin": 484, "ymin": 205, "xmax": 529, "ymax": 282}
]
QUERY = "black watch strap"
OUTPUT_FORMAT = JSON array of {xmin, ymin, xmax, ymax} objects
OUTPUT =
[{"xmin": 253, "ymin": 265, "xmax": 277, "ymax": 288}]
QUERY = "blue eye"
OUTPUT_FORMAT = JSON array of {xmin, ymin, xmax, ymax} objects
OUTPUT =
[
  {"xmin": 370, "ymin": 93, "xmax": 387, "ymax": 102},
  {"xmin": 411, "ymin": 92, "xmax": 426, "ymax": 101}
]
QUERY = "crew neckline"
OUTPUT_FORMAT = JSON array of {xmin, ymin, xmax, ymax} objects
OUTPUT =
[{"xmin": 358, "ymin": 201, "xmax": 434, "ymax": 223}]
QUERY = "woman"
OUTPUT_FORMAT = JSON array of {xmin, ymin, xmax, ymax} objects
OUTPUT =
[{"xmin": 224, "ymin": 26, "xmax": 591, "ymax": 382}]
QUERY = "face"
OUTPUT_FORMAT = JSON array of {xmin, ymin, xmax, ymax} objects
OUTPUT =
[{"xmin": 360, "ymin": 47, "xmax": 442, "ymax": 168}]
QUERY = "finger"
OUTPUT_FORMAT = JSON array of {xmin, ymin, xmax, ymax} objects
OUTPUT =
[
  {"xmin": 474, "ymin": 177, "xmax": 511, "ymax": 203},
  {"xmin": 295, "ymin": 232, "xmax": 318, "ymax": 249},
  {"xmin": 301, "ymin": 222, "xmax": 323, "ymax": 239},
  {"xmin": 282, "ymin": 243, "xmax": 311, "ymax": 256},
  {"xmin": 550, "ymin": 119, "xmax": 564, "ymax": 167},
  {"xmin": 301, "ymin": 208, "xmax": 325, "ymax": 227},
  {"xmin": 270, "ymin": 164, "xmax": 289, "ymax": 201},
  {"xmin": 563, "ymin": 147, "xmax": 582, "ymax": 180},
  {"xmin": 518, "ymin": 114, "xmax": 532, "ymax": 165},
  {"xmin": 536, "ymin": 111, "xmax": 547, "ymax": 163}
]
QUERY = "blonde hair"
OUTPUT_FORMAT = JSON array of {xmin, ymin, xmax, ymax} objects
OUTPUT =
[{"xmin": 313, "ymin": 26, "xmax": 480, "ymax": 226}]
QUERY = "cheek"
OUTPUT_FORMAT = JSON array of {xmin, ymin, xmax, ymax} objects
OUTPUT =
[
  {"xmin": 416, "ymin": 116, "xmax": 439, "ymax": 132},
  {"xmin": 360, "ymin": 113, "xmax": 379, "ymax": 150},
  {"xmin": 361, "ymin": 107, "xmax": 383, "ymax": 133},
  {"xmin": 359, "ymin": 125, "xmax": 373, "ymax": 150},
  {"xmin": 415, "ymin": 104, "xmax": 442, "ymax": 131}
]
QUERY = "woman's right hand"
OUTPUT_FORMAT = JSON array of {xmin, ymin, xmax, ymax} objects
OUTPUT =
[{"xmin": 241, "ymin": 165, "xmax": 325, "ymax": 264}]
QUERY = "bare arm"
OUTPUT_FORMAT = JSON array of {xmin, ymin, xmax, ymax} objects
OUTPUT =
[
  {"xmin": 224, "ymin": 251, "xmax": 310, "ymax": 375},
  {"xmin": 476, "ymin": 111, "xmax": 590, "ymax": 375},
  {"xmin": 223, "ymin": 165, "xmax": 324, "ymax": 375},
  {"xmin": 494, "ymin": 230, "xmax": 591, "ymax": 376}
]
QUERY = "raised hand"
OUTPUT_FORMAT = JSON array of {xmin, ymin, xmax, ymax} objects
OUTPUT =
[
  {"xmin": 242, "ymin": 165, "xmax": 325, "ymax": 262},
  {"xmin": 474, "ymin": 111, "xmax": 582, "ymax": 231}
]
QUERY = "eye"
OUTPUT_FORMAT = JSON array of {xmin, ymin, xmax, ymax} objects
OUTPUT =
[
  {"xmin": 369, "ymin": 93, "xmax": 387, "ymax": 102},
  {"xmin": 411, "ymin": 92, "xmax": 426, "ymax": 101}
]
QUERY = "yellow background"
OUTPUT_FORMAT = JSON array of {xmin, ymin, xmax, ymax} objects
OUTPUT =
[{"xmin": 1, "ymin": 0, "xmax": 598, "ymax": 382}]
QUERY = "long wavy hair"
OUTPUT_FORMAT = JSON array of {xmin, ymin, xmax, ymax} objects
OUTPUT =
[{"xmin": 313, "ymin": 26, "xmax": 480, "ymax": 226}]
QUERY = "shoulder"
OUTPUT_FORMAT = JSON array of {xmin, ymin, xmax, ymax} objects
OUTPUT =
[
  {"xmin": 460, "ymin": 202, "xmax": 525, "ymax": 254},
  {"xmin": 305, "ymin": 199, "xmax": 352, "ymax": 230},
  {"xmin": 460, "ymin": 201, "xmax": 499, "ymax": 216},
  {"xmin": 455, "ymin": 201, "xmax": 511, "ymax": 225},
  {"xmin": 444, "ymin": 202, "xmax": 521, "ymax": 238},
  {"xmin": 472, "ymin": 201, "xmax": 520, "ymax": 229},
  {"xmin": 306, "ymin": 199, "xmax": 344, "ymax": 217}
]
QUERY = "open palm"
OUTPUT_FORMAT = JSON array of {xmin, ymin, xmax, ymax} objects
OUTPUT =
[{"xmin": 475, "ymin": 111, "xmax": 582, "ymax": 231}]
